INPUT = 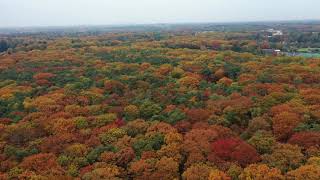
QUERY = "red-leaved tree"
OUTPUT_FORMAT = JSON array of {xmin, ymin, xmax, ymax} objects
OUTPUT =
[{"xmin": 211, "ymin": 138, "xmax": 260, "ymax": 166}]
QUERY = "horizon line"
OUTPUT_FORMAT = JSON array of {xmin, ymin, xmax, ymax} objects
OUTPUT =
[{"xmin": 1, "ymin": 19, "xmax": 320, "ymax": 30}]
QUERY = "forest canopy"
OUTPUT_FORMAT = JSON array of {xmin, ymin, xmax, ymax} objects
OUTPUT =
[{"xmin": 0, "ymin": 23, "xmax": 320, "ymax": 179}]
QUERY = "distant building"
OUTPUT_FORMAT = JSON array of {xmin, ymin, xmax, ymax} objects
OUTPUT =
[
  {"xmin": 262, "ymin": 49, "xmax": 282, "ymax": 56},
  {"xmin": 265, "ymin": 29, "xmax": 283, "ymax": 36},
  {"xmin": 273, "ymin": 31, "xmax": 283, "ymax": 36}
]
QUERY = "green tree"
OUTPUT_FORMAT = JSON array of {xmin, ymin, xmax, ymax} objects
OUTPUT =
[{"xmin": 140, "ymin": 100, "xmax": 162, "ymax": 119}]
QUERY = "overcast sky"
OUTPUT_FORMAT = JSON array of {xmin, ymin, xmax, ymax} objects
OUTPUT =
[{"xmin": 1, "ymin": 0, "xmax": 319, "ymax": 27}]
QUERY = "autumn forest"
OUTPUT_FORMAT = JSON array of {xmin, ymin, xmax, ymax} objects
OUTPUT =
[{"xmin": 0, "ymin": 23, "xmax": 320, "ymax": 179}]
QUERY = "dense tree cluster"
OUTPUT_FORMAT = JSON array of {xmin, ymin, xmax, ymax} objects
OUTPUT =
[{"xmin": 0, "ymin": 28, "xmax": 320, "ymax": 179}]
